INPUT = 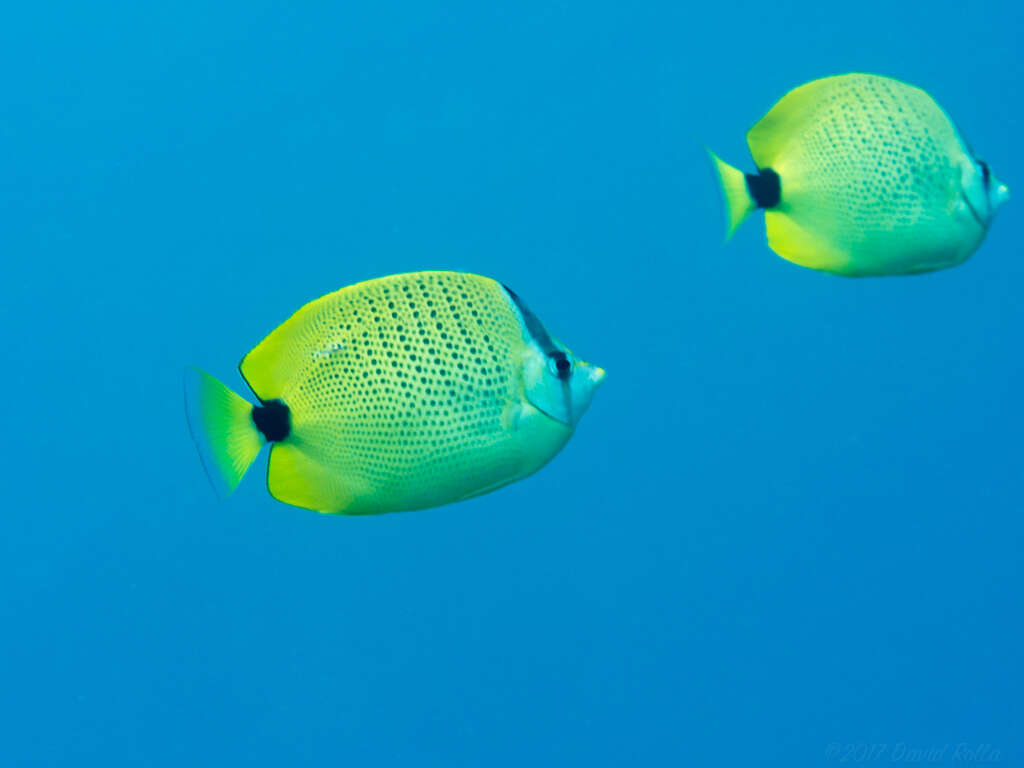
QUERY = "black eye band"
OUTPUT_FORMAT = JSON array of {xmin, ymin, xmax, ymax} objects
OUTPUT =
[
  {"xmin": 502, "ymin": 285, "xmax": 573, "ymax": 380},
  {"xmin": 503, "ymin": 284, "xmax": 558, "ymax": 353},
  {"xmin": 981, "ymin": 161, "xmax": 991, "ymax": 187},
  {"xmin": 550, "ymin": 351, "xmax": 572, "ymax": 380}
]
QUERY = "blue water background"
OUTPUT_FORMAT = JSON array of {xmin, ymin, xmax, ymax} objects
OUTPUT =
[{"xmin": 2, "ymin": 1, "xmax": 1021, "ymax": 765}]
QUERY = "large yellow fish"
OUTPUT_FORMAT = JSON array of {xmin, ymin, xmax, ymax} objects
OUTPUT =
[
  {"xmin": 185, "ymin": 271, "xmax": 605, "ymax": 515},
  {"xmin": 710, "ymin": 73, "xmax": 1009, "ymax": 276}
]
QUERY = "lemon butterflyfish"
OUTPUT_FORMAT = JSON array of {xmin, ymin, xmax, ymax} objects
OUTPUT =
[
  {"xmin": 185, "ymin": 271, "xmax": 605, "ymax": 515},
  {"xmin": 709, "ymin": 73, "xmax": 1009, "ymax": 276}
]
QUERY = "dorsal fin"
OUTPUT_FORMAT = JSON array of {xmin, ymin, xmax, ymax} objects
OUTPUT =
[{"xmin": 747, "ymin": 75, "xmax": 856, "ymax": 168}]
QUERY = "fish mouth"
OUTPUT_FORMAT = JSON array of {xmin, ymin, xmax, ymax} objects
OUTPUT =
[{"xmin": 994, "ymin": 182, "xmax": 1010, "ymax": 209}]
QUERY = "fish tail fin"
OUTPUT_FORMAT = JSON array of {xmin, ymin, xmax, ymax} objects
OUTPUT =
[
  {"xmin": 707, "ymin": 149, "xmax": 756, "ymax": 239},
  {"xmin": 184, "ymin": 366, "xmax": 264, "ymax": 498}
]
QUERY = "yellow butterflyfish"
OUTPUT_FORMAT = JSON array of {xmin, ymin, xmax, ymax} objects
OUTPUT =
[
  {"xmin": 710, "ymin": 73, "xmax": 1009, "ymax": 276},
  {"xmin": 185, "ymin": 271, "xmax": 605, "ymax": 515}
]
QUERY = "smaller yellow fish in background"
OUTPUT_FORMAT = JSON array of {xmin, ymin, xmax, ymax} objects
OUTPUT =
[
  {"xmin": 185, "ymin": 271, "xmax": 605, "ymax": 515},
  {"xmin": 709, "ymin": 73, "xmax": 1009, "ymax": 276}
]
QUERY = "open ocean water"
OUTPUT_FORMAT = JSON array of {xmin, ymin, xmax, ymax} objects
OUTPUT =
[{"xmin": 2, "ymin": 1, "xmax": 1020, "ymax": 765}]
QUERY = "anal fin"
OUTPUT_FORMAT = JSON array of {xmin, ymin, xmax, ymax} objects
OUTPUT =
[
  {"xmin": 765, "ymin": 210, "xmax": 853, "ymax": 275},
  {"xmin": 267, "ymin": 443, "xmax": 355, "ymax": 514}
]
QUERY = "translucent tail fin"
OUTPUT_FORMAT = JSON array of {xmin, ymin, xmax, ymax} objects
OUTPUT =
[
  {"xmin": 707, "ymin": 150, "xmax": 756, "ymax": 239},
  {"xmin": 183, "ymin": 367, "xmax": 264, "ymax": 498}
]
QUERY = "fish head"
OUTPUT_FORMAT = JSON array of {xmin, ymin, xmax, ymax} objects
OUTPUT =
[
  {"xmin": 522, "ymin": 338, "xmax": 605, "ymax": 428},
  {"xmin": 502, "ymin": 283, "xmax": 605, "ymax": 427},
  {"xmin": 960, "ymin": 152, "xmax": 1010, "ymax": 228}
]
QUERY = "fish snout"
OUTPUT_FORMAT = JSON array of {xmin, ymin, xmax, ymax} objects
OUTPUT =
[
  {"xmin": 586, "ymin": 363, "xmax": 606, "ymax": 388},
  {"xmin": 994, "ymin": 181, "xmax": 1010, "ymax": 210}
]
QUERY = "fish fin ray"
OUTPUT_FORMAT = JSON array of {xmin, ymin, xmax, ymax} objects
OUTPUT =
[
  {"xmin": 184, "ymin": 367, "xmax": 264, "ymax": 497},
  {"xmin": 707, "ymin": 149, "xmax": 756, "ymax": 239}
]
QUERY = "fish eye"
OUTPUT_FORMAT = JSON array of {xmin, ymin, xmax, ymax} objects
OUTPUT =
[{"xmin": 548, "ymin": 352, "xmax": 572, "ymax": 380}]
